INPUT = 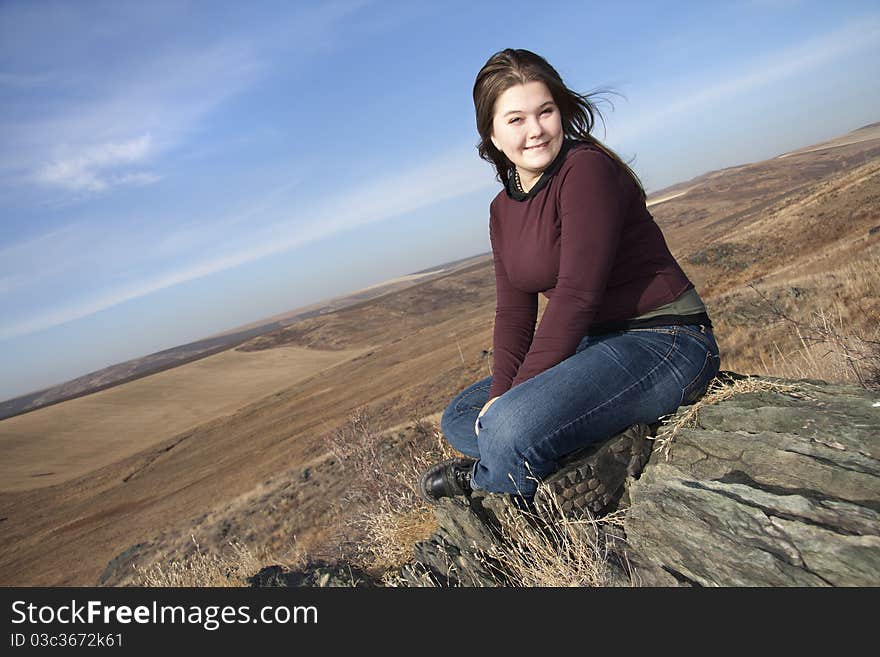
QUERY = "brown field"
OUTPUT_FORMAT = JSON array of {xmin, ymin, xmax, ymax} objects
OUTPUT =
[
  {"xmin": 0, "ymin": 123, "xmax": 878, "ymax": 586},
  {"xmin": 0, "ymin": 345, "xmax": 368, "ymax": 492}
]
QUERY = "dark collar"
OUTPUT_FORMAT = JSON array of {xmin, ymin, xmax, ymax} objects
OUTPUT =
[{"xmin": 506, "ymin": 138, "xmax": 581, "ymax": 201}]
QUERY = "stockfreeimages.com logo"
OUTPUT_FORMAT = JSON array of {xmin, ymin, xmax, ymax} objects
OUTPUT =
[{"xmin": 11, "ymin": 599, "xmax": 317, "ymax": 631}]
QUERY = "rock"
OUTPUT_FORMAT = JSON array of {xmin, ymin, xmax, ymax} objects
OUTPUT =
[
  {"xmin": 400, "ymin": 373, "xmax": 880, "ymax": 586},
  {"xmin": 97, "ymin": 542, "xmax": 153, "ymax": 585},
  {"xmin": 400, "ymin": 490, "xmax": 631, "ymax": 587},
  {"xmin": 408, "ymin": 496, "xmax": 509, "ymax": 587},
  {"xmin": 248, "ymin": 565, "xmax": 288, "ymax": 587},
  {"xmin": 622, "ymin": 376, "xmax": 879, "ymax": 586},
  {"xmin": 248, "ymin": 560, "xmax": 378, "ymax": 587}
]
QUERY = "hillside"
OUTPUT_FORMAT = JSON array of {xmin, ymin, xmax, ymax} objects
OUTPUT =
[
  {"xmin": 0, "ymin": 254, "xmax": 488, "ymax": 420},
  {"xmin": 0, "ymin": 123, "xmax": 878, "ymax": 585}
]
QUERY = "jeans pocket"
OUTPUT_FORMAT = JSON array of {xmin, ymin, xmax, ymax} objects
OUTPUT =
[
  {"xmin": 677, "ymin": 324, "xmax": 718, "ymax": 351},
  {"xmin": 680, "ymin": 350, "xmax": 719, "ymax": 406}
]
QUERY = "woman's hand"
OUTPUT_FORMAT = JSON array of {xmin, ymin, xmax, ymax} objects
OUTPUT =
[{"xmin": 475, "ymin": 396, "xmax": 500, "ymax": 436}]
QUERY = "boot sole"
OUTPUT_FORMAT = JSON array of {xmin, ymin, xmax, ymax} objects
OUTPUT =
[{"xmin": 533, "ymin": 422, "xmax": 653, "ymax": 517}]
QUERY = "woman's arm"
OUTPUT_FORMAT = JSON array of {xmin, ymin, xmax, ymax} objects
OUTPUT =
[
  {"xmin": 510, "ymin": 149, "xmax": 627, "ymax": 388},
  {"xmin": 488, "ymin": 206, "xmax": 538, "ymax": 399}
]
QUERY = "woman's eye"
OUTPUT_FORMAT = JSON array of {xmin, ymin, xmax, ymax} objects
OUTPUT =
[{"xmin": 508, "ymin": 109, "xmax": 551, "ymax": 124}]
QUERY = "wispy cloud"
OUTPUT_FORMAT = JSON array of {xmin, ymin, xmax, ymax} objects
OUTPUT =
[
  {"xmin": 35, "ymin": 134, "xmax": 156, "ymax": 192},
  {"xmin": 612, "ymin": 15, "xmax": 880, "ymax": 144},
  {"xmin": 0, "ymin": 38, "xmax": 263, "ymax": 197},
  {"xmin": 0, "ymin": 221, "xmax": 107, "ymax": 296},
  {"xmin": 0, "ymin": 143, "xmax": 495, "ymax": 340},
  {"xmin": 0, "ymin": 55, "xmax": 257, "ymax": 206},
  {"xmin": 0, "ymin": 2, "xmax": 366, "ymax": 201}
]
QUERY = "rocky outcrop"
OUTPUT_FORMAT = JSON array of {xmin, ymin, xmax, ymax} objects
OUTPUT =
[
  {"xmin": 624, "ymin": 375, "xmax": 879, "ymax": 586},
  {"xmin": 400, "ymin": 373, "xmax": 880, "ymax": 586}
]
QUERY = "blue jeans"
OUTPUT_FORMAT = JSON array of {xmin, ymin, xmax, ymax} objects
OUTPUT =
[{"xmin": 440, "ymin": 324, "xmax": 721, "ymax": 498}]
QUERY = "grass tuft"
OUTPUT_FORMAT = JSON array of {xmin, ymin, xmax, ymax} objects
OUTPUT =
[
  {"xmin": 325, "ymin": 408, "xmax": 457, "ymax": 574},
  {"xmin": 476, "ymin": 484, "xmax": 632, "ymax": 587},
  {"xmin": 132, "ymin": 536, "xmax": 299, "ymax": 587},
  {"xmin": 652, "ymin": 375, "xmax": 818, "ymax": 459}
]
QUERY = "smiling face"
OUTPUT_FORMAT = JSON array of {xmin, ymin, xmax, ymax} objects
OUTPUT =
[{"xmin": 490, "ymin": 80, "xmax": 564, "ymax": 192}]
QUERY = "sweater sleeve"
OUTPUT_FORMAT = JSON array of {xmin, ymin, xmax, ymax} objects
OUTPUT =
[
  {"xmin": 509, "ymin": 150, "xmax": 627, "ymax": 389},
  {"xmin": 488, "ymin": 208, "xmax": 538, "ymax": 399}
]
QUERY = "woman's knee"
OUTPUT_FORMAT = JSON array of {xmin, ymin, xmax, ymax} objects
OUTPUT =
[
  {"xmin": 439, "ymin": 400, "xmax": 459, "ymax": 441},
  {"xmin": 438, "ymin": 377, "xmax": 491, "ymax": 458},
  {"xmin": 470, "ymin": 401, "xmax": 533, "ymax": 493},
  {"xmin": 476, "ymin": 396, "xmax": 539, "ymax": 463},
  {"xmin": 443, "ymin": 378, "xmax": 491, "ymax": 421}
]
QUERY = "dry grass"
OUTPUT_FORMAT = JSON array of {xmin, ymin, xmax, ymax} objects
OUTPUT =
[
  {"xmin": 322, "ymin": 407, "xmax": 629, "ymax": 586},
  {"xmin": 326, "ymin": 350, "xmax": 854, "ymax": 586},
  {"xmin": 132, "ymin": 536, "xmax": 299, "ymax": 587},
  {"xmin": 787, "ymin": 309, "xmax": 879, "ymax": 388},
  {"xmin": 737, "ymin": 250, "xmax": 880, "ymax": 389},
  {"xmin": 652, "ymin": 376, "xmax": 818, "ymax": 460},
  {"xmin": 479, "ymin": 487, "xmax": 631, "ymax": 587},
  {"xmin": 326, "ymin": 408, "xmax": 458, "ymax": 573},
  {"xmin": 750, "ymin": 287, "xmax": 880, "ymax": 390},
  {"xmin": 716, "ymin": 251, "xmax": 880, "ymax": 389},
  {"xmin": 379, "ymin": 482, "xmax": 632, "ymax": 588}
]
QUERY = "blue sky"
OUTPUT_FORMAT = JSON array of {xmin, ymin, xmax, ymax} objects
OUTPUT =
[{"xmin": 1, "ymin": 0, "xmax": 879, "ymax": 402}]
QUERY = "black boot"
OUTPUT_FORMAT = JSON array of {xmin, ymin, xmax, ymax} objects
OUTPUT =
[{"xmin": 419, "ymin": 457, "xmax": 476, "ymax": 503}]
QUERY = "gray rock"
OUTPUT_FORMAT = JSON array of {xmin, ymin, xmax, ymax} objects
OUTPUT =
[
  {"xmin": 403, "ymin": 374, "xmax": 880, "ymax": 587},
  {"xmin": 248, "ymin": 560, "xmax": 377, "ymax": 587},
  {"xmin": 98, "ymin": 542, "xmax": 153, "ymax": 586},
  {"xmin": 409, "ymin": 496, "xmax": 509, "ymax": 587},
  {"xmin": 623, "ymin": 376, "xmax": 879, "ymax": 586}
]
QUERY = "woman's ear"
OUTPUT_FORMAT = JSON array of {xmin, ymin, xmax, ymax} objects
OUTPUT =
[{"xmin": 490, "ymin": 135, "xmax": 499, "ymax": 151}]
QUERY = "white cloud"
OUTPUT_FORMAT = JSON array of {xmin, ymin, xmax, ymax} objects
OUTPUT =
[
  {"xmin": 35, "ymin": 134, "xmax": 155, "ymax": 192},
  {"xmin": 610, "ymin": 16, "xmax": 880, "ymax": 145},
  {"xmin": 0, "ymin": 41, "xmax": 260, "ymax": 198},
  {"xmin": 0, "ymin": 2, "xmax": 364, "ymax": 199},
  {"xmin": 112, "ymin": 171, "xmax": 163, "ymax": 187},
  {"xmin": 0, "ymin": 142, "xmax": 496, "ymax": 340}
]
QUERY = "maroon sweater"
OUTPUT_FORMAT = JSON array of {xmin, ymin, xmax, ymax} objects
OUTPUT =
[{"xmin": 488, "ymin": 139, "xmax": 695, "ymax": 399}]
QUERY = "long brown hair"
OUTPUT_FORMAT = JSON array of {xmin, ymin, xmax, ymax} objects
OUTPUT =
[{"xmin": 473, "ymin": 48, "xmax": 645, "ymax": 198}]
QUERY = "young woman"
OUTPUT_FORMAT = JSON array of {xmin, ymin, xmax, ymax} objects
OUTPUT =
[{"xmin": 420, "ymin": 49, "xmax": 721, "ymax": 514}]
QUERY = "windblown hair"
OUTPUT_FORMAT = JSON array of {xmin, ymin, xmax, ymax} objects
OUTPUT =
[{"xmin": 473, "ymin": 48, "xmax": 645, "ymax": 198}]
